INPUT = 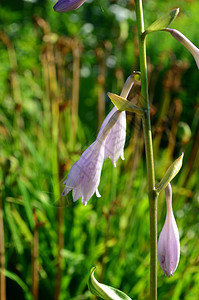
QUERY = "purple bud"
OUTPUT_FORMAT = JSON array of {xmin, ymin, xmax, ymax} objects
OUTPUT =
[
  {"xmin": 166, "ymin": 29, "xmax": 199, "ymax": 69},
  {"xmin": 53, "ymin": 0, "xmax": 86, "ymax": 13},
  {"xmin": 157, "ymin": 183, "xmax": 180, "ymax": 277}
]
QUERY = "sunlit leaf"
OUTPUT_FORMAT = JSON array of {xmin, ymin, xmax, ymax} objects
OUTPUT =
[
  {"xmin": 88, "ymin": 267, "xmax": 132, "ymax": 300},
  {"xmin": 11, "ymin": 208, "xmax": 32, "ymax": 243},
  {"xmin": 18, "ymin": 180, "xmax": 34, "ymax": 230},
  {"xmin": 145, "ymin": 8, "xmax": 179, "ymax": 35},
  {"xmin": 107, "ymin": 93, "xmax": 144, "ymax": 116},
  {"xmin": 155, "ymin": 153, "xmax": 184, "ymax": 193},
  {"xmin": 5, "ymin": 204, "xmax": 24, "ymax": 254},
  {"xmin": 4, "ymin": 270, "xmax": 32, "ymax": 300}
]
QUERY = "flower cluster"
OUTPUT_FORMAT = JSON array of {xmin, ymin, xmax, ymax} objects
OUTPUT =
[{"xmin": 53, "ymin": 2, "xmax": 194, "ymax": 279}]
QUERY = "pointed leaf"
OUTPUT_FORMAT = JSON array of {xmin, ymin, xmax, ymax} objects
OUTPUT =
[
  {"xmin": 145, "ymin": 8, "xmax": 179, "ymax": 35},
  {"xmin": 88, "ymin": 267, "xmax": 132, "ymax": 300},
  {"xmin": 107, "ymin": 93, "xmax": 144, "ymax": 116},
  {"xmin": 11, "ymin": 208, "xmax": 32, "ymax": 243},
  {"xmin": 155, "ymin": 153, "xmax": 184, "ymax": 193},
  {"xmin": 5, "ymin": 204, "xmax": 24, "ymax": 254}
]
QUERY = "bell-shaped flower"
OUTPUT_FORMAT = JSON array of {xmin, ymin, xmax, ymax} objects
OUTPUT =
[
  {"xmin": 157, "ymin": 183, "xmax": 180, "ymax": 277},
  {"xmin": 166, "ymin": 28, "xmax": 199, "ymax": 69},
  {"xmin": 97, "ymin": 107, "xmax": 126, "ymax": 167},
  {"xmin": 62, "ymin": 111, "xmax": 121, "ymax": 206},
  {"xmin": 53, "ymin": 0, "xmax": 86, "ymax": 13},
  {"xmin": 96, "ymin": 76, "xmax": 134, "ymax": 167}
]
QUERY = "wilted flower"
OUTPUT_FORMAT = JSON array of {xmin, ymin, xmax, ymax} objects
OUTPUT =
[
  {"xmin": 62, "ymin": 111, "xmax": 121, "ymax": 206},
  {"xmin": 166, "ymin": 28, "xmax": 199, "ymax": 69},
  {"xmin": 53, "ymin": 0, "xmax": 86, "ymax": 13},
  {"xmin": 97, "ymin": 107, "xmax": 126, "ymax": 167},
  {"xmin": 157, "ymin": 183, "xmax": 180, "ymax": 277}
]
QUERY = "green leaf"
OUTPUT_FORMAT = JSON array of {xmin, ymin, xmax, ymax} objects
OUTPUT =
[
  {"xmin": 107, "ymin": 93, "xmax": 144, "ymax": 116},
  {"xmin": 18, "ymin": 180, "xmax": 34, "ymax": 230},
  {"xmin": 5, "ymin": 204, "xmax": 24, "ymax": 254},
  {"xmin": 11, "ymin": 208, "xmax": 33, "ymax": 243},
  {"xmin": 4, "ymin": 270, "xmax": 32, "ymax": 300},
  {"xmin": 88, "ymin": 267, "xmax": 132, "ymax": 300},
  {"xmin": 155, "ymin": 153, "xmax": 184, "ymax": 193},
  {"xmin": 145, "ymin": 8, "xmax": 179, "ymax": 35}
]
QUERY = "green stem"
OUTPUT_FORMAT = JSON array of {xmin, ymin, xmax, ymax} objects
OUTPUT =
[{"xmin": 134, "ymin": 1, "xmax": 158, "ymax": 299}]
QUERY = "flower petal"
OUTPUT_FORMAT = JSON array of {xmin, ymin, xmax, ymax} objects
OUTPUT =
[
  {"xmin": 53, "ymin": 0, "xmax": 86, "ymax": 13},
  {"xmin": 80, "ymin": 141, "xmax": 105, "ymax": 205},
  {"xmin": 72, "ymin": 186, "xmax": 82, "ymax": 202},
  {"xmin": 104, "ymin": 111, "xmax": 126, "ymax": 166},
  {"xmin": 96, "ymin": 188, "xmax": 101, "ymax": 198},
  {"xmin": 97, "ymin": 108, "xmax": 126, "ymax": 167},
  {"xmin": 63, "ymin": 160, "xmax": 82, "ymax": 192}
]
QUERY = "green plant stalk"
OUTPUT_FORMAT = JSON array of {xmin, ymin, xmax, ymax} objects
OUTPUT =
[{"xmin": 134, "ymin": 1, "xmax": 158, "ymax": 299}]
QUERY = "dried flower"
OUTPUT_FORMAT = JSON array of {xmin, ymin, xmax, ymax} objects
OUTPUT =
[
  {"xmin": 166, "ymin": 28, "xmax": 199, "ymax": 69},
  {"xmin": 53, "ymin": 0, "xmax": 86, "ymax": 13},
  {"xmin": 62, "ymin": 111, "xmax": 121, "ymax": 206},
  {"xmin": 157, "ymin": 183, "xmax": 180, "ymax": 277}
]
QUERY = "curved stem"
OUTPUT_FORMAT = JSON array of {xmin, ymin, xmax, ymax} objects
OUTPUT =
[{"xmin": 134, "ymin": 1, "xmax": 158, "ymax": 299}]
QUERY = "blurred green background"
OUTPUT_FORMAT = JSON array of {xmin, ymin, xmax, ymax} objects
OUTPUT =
[{"xmin": 0, "ymin": 0, "xmax": 199, "ymax": 299}]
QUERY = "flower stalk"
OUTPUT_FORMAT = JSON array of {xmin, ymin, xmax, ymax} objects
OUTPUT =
[{"xmin": 134, "ymin": 1, "xmax": 158, "ymax": 299}]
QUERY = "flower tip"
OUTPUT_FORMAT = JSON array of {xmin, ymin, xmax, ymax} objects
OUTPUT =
[
  {"xmin": 96, "ymin": 189, "xmax": 101, "ymax": 198},
  {"xmin": 121, "ymin": 152, "xmax": 125, "ymax": 161},
  {"xmin": 167, "ymin": 270, "xmax": 173, "ymax": 278},
  {"xmin": 82, "ymin": 199, "xmax": 87, "ymax": 206},
  {"xmin": 176, "ymin": 8, "xmax": 180, "ymax": 16},
  {"xmin": 62, "ymin": 189, "xmax": 66, "ymax": 196}
]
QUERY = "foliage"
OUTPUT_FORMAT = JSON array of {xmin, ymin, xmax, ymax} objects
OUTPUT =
[{"xmin": 0, "ymin": 0, "xmax": 199, "ymax": 299}]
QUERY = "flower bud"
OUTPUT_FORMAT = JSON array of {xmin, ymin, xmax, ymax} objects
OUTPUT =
[
  {"xmin": 157, "ymin": 183, "xmax": 180, "ymax": 277},
  {"xmin": 166, "ymin": 28, "xmax": 199, "ymax": 69}
]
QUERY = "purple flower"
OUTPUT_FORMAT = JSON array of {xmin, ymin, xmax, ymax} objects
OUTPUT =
[
  {"xmin": 53, "ymin": 0, "xmax": 86, "ymax": 13},
  {"xmin": 97, "ymin": 107, "xmax": 126, "ymax": 167},
  {"xmin": 62, "ymin": 111, "xmax": 121, "ymax": 206},
  {"xmin": 62, "ymin": 74, "xmax": 134, "ymax": 205},
  {"xmin": 166, "ymin": 29, "xmax": 199, "ymax": 69},
  {"xmin": 96, "ymin": 75, "xmax": 134, "ymax": 167},
  {"xmin": 157, "ymin": 183, "xmax": 180, "ymax": 277},
  {"xmin": 62, "ymin": 140, "xmax": 104, "ymax": 206}
]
